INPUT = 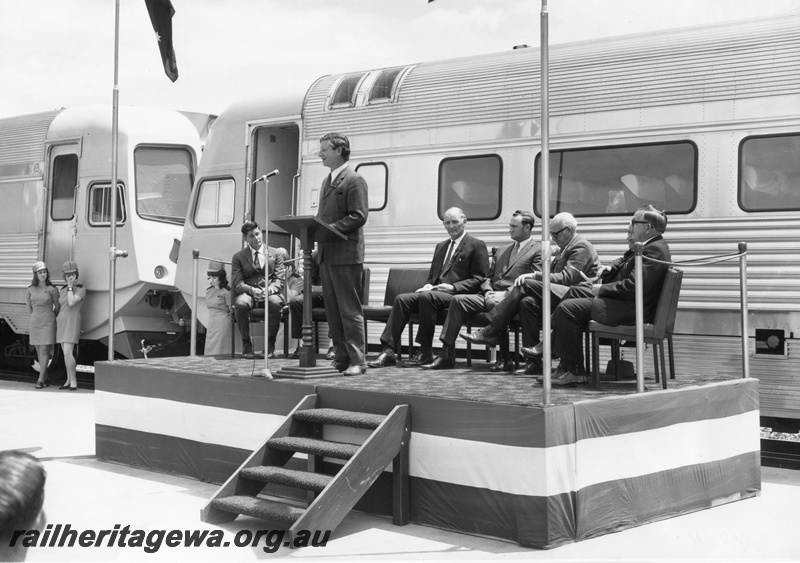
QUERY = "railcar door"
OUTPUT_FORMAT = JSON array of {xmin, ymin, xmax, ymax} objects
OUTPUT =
[
  {"xmin": 249, "ymin": 124, "xmax": 300, "ymax": 251},
  {"xmin": 44, "ymin": 143, "xmax": 80, "ymax": 283}
]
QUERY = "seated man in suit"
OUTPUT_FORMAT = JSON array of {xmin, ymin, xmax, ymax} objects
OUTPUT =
[
  {"xmin": 549, "ymin": 205, "xmax": 671, "ymax": 385},
  {"xmin": 231, "ymin": 221, "xmax": 285, "ymax": 359},
  {"xmin": 463, "ymin": 212, "xmax": 600, "ymax": 375},
  {"xmin": 424, "ymin": 210, "xmax": 541, "ymax": 370},
  {"xmin": 368, "ymin": 207, "xmax": 490, "ymax": 368}
]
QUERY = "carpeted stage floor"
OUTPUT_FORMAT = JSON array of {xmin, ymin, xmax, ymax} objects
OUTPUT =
[{"xmin": 120, "ymin": 353, "xmax": 741, "ymax": 408}]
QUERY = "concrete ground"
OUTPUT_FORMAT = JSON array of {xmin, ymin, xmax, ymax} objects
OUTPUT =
[{"xmin": 2, "ymin": 378, "xmax": 799, "ymax": 562}]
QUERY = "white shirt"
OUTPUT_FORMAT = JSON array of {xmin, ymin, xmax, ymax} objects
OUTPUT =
[{"xmin": 329, "ymin": 163, "xmax": 349, "ymax": 186}]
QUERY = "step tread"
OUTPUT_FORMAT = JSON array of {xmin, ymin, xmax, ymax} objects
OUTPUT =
[
  {"xmin": 240, "ymin": 466, "xmax": 332, "ymax": 492},
  {"xmin": 210, "ymin": 495, "xmax": 304, "ymax": 526},
  {"xmin": 267, "ymin": 436, "xmax": 360, "ymax": 460},
  {"xmin": 294, "ymin": 408, "xmax": 386, "ymax": 429}
]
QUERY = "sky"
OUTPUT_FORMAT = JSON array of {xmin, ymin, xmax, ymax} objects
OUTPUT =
[{"xmin": 2, "ymin": 0, "xmax": 800, "ymax": 119}]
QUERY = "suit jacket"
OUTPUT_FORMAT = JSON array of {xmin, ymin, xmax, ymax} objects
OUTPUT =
[
  {"xmin": 426, "ymin": 233, "xmax": 490, "ymax": 294},
  {"xmin": 316, "ymin": 166, "xmax": 369, "ymax": 265},
  {"xmin": 231, "ymin": 245, "xmax": 285, "ymax": 297},
  {"xmin": 480, "ymin": 240, "xmax": 542, "ymax": 293},
  {"xmin": 549, "ymin": 233, "xmax": 601, "ymax": 299},
  {"xmin": 592, "ymin": 235, "xmax": 671, "ymax": 325}
]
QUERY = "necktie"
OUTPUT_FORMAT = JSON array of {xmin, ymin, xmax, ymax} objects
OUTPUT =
[
  {"xmin": 253, "ymin": 250, "xmax": 261, "ymax": 271},
  {"xmin": 511, "ymin": 242, "xmax": 519, "ymax": 261},
  {"xmin": 443, "ymin": 240, "xmax": 456, "ymax": 268}
]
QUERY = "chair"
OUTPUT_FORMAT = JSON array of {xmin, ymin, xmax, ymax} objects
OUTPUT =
[
  {"xmin": 588, "ymin": 267, "xmax": 683, "ymax": 389},
  {"xmin": 362, "ymin": 268, "xmax": 429, "ymax": 360},
  {"xmin": 311, "ymin": 268, "xmax": 371, "ymax": 352}
]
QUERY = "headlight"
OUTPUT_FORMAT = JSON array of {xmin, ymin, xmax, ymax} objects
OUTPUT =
[{"xmin": 154, "ymin": 265, "xmax": 168, "ymax": 279}]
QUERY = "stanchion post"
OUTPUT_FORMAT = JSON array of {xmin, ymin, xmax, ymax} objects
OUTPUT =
[
  {"xmin": 738, "ymin": 242, "xmax": 750, "ymax": 379},
  {"xmin": 191, "ymin": 249, "xmax": 199, "ymax": 357},
  {"xmin": 634, "ymin": 242, "xmax": 644, "ymax": 393}
]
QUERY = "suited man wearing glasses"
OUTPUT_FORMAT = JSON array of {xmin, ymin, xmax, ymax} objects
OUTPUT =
[
  {"xmin": 369, "ymin": 207, "xmax": 490, "ymax": 368},
  {"xmin": 232, "ymin": 221, "xmax": 285, "ymax": 359},
  {"xmin": 424, "ymin": 210, "xmax": 541, "ymax": 370}
]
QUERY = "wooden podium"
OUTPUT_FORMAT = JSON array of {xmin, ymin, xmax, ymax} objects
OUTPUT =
[{"xmin": 270, "ymin": 215, "xmax": 346, "ymax": 378}]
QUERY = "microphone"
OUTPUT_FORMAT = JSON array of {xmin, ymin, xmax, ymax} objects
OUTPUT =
[{"xmin": 252, "ymin": 169, "xmax": 280, "ymax": 183}]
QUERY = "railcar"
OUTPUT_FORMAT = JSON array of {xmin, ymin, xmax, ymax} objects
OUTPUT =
[
  {"xmin": 177, "ymin": 14, "xmax": 800, "ymax": 425},
  {"xmin": 0, "ymin": 105, "xmax": 202, "ymax": 369}
]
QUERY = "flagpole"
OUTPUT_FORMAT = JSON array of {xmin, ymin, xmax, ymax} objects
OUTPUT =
[
  {"xmin": 106, "ymin": 0, "xmax": 121, "ymax": 361},
  {"xmin": 539, "ymin": 0, "xmax": 552, "ymax": 405}
]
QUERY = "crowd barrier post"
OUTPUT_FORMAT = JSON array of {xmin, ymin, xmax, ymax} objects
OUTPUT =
[
  {"xmin": 190, "ymin": 250, "xmax": 200, "ymax": 357},
  {"xmin": 739, "ymin": 242, "xmax": 750, "ymax": 379},
  {"xmin": 633, "ymin": 242, "xmax": 645, "ymax": 393}
]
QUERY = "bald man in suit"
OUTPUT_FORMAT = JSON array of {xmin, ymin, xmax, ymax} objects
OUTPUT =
[
  {"xmin": 369, "ymin": 207, "xmax": 490, "ymax": 368},
  {"xmin": 425, "ymin": 210, "xmax": 541, "ymax": 370}
]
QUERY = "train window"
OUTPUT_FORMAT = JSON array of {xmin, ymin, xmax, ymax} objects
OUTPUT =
[
  {"xmin": 51, "ymin": 153, "xmax": 78, "ymax": 220},
  {"xmin": 739, "ymin": 134, "xmax": 800, "ymax": 212},
  {"xmin": 194, "ymin": 178, "xmax": 235, "ymax": 227},
  {"xmin": 355, "ymin": 163, "xmax": 388, "ymax": 211},
  {"xmin": 330, "ymin": 73, "xmax": 366, "ymax": 107},
  {"xmin": 369, "ymin": 68, "xmax": 404, "ymax": 103},
  {"xmin": 88, "ymin": 183, "xmax": 126, "ymax": 226},
  {"xmin": 438, "ymin": 155, "xmax": 502, "ymax": 221},
  {"xmin": 534, "ymin": 142, "xmax": 696, "ymax": 217},
  {"xmin": 134, "ymin": 147, "xmax": 194, "ymax": 224}
]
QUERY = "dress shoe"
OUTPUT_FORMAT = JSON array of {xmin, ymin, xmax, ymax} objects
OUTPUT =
[
  {"xmin": 552, "ymin": 369, "xmax": 589, "ymax": 386},
  {"xmin": 267, "ymin": 352, "xmax": 276, "ymax": 359},
  {"xmin": 367, "ymin": 350, "xmax": 397, "ymax": 368},
  {"xmin": 422, "ymin": 356, "xmax": 455, "ymax": 370},
  {"xmin": 405, "ymin": 351, "xmax": 434, "ymax": 366},
  {"xmin": 520, "ymin": 342, "xmax": 544, "ymax": 359},
  {"xmin": 489, "ymin": 359, "xmax": 515, "ymax": 373},
  {"xmin": 342, "ymin": 364, "xmax": 367, "ymax": 376},
  {"xmin": 34, "ymin": 380, "xmax": 48, "ymax": 390},
  {"xmin": 330, "ymin": 360, "xmax": 350, "ymax": 372},
  {"xmin": 69, "ymin": 386, "xmax": 78, "ymax": 391},
  {"xmin": 242, "ymin": 341, "xmax": 254, "ymax": 359},
  {"xmin": 460, "ymin": 326, "xmax": 498, "ymax": 347},
  {"xmin": 288, "ymin": 348, "xmax": 300, "ymax": 360},
  {"xmin": 326, "ymin": 347, "xmax": 336, "ymax": 360},
  {"xmin": 519, "ymin": 360, "xmax": 543, "ymax": 376},
  {"xmin": 59, "ymin": 383, "xmax": 71, "ymax": 390}
]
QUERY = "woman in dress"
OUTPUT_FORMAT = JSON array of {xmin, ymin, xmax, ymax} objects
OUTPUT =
[
  {"xmin": 56, "ymin": 260, "xmax": 86, "ymax": 391},
  {"xmin": 204, "ymin": 261, "xmax": 232, "ymax": 355},
  {"xmin": 26, "ymin": 261, "xmax": 60, "ymax": 389}
]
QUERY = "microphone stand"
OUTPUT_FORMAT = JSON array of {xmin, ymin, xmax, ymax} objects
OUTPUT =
[{"xmin": 253, "ymin": 170, "xmax": 279, "ymax": 379}]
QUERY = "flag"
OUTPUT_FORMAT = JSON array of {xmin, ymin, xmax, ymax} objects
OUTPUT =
[{"xmin": 145, "ymin": 0, "xmax": 178, "ymax": 82}]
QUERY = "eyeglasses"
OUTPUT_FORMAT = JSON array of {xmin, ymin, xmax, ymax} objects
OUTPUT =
[{"xmin": 550, "ymin": 227, "xmax": 569, "ymax": 238}]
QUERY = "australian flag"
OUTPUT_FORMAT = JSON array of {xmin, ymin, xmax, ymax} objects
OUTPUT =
[{"xmin": 145, "ymin": 0, "xmax": 178, "ymax": 82}]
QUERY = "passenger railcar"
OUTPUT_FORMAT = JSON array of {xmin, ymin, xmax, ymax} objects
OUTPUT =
[
  {"xmin": 177, "ymin": 15, "xmax": 800, "ymax": 424},
  {"xmin": 0, "ymin": 105, "xmax": 202, "ymax": 368}
]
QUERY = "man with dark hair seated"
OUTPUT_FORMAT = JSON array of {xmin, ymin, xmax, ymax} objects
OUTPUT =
[
  {"xmin": 231, "ymin": 221, "xmax": 285, "ymax": 359},
  {"xmin": 0, "ymin": 450, "xmax": 46, "ymax": 562}
]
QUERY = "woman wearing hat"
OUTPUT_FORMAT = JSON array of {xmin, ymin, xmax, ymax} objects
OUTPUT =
[
  {"xmin": 26, "ymin": 262, "xmax": 61, "ymax": 389},
  {"xmin": 56, "ymin": 260, "xmax": 86, "ymax": 390},
  {"xmin": 205, "ymin": 261, "xmax": 232, "ymax": 355}
]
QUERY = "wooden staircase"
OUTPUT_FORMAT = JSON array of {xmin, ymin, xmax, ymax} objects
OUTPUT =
[{"xmin": 201, "ymin": 394, "xmax": 411, "ymax": 543}]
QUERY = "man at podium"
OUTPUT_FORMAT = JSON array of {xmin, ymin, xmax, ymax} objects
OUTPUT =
[{"xmin": 316, "ymin": 133, "xmax": 369, "ymax": 376}]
